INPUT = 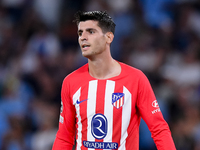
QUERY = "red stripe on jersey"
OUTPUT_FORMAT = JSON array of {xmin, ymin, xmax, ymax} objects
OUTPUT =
[
  {"xmin": 95, "ymin": 80, "xmax": 106, "ymax": 115},
  {"xmin": 95, "ymin": 80, "xmax": 106, "ymax": 148}
]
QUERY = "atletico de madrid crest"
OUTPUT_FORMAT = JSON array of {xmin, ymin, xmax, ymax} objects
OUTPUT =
[{"xmin": 112, "ymin": 93, "xmax": 125, "ymax": 109}]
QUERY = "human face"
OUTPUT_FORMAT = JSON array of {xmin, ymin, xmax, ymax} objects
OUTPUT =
[{"xmin": 78, "ymin": 20, "xmax": 107, "ymax": 58}]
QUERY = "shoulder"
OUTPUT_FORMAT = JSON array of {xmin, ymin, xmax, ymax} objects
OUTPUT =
[
  {"xmin": 120, "ymin": 62, "xmax": 145, "ymax": 77},
  {"xmin": 63, "ymin": 63, "xmax": 89, "ymax": 84},
  {"xmin": 119, "ymin": 62, "xmax": 150, "ymax": 85}
]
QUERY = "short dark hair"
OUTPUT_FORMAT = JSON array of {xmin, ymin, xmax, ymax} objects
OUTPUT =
[{"xmin": 74, "ymin": 11, "xmax": 116, "ymax": 34}]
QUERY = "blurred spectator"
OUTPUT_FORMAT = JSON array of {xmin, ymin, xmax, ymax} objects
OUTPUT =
[
  {"xmin": 186, "ymin": 5, "xmax": 200, "ymax": 38},
  {"xmin": 20, "ymin": 22, "xmax": 61, "ymax": 74},
  {"xmin": 33, "ymin": 0, "xmax": 62, "ymax": 30},
  {"xmin": 139, "ymin": 0, "xmax": 174, "ymax": 29},
  {"xmin": 31, "ymin": 100, "xmax": 58, "ymax": 150},
  {"xmin": 1, "ymin": 116, "xmax": 31, "ymax": 150},
  {"xmin": 84, "ymin": 0, "xmax": 110, "ymax": 12},
  {"xmin": 161, "ymin": 50, "xmax": 200, "ymax": 87},
  {"xmin": 0, "ymin": 0, "xmax": 27, "ymax": 24}
]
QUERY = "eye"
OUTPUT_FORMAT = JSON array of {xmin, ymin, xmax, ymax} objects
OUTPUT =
[
  {"xmin": 78, "ymin": 31, "xmax": 82, "ymax": 37},
  {"xmin": 89, "ymin": 30, "xmax": 95, "ymax": 34},
  {"xmin": 78, "ymin": 32, "xmax": 82, "ymax": 36}
]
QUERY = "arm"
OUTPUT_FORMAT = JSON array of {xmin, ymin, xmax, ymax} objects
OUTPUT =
[
  {"xmin": 136, "ymin": 71, "xmax": 176, "ymax": 150},
  {"xmin": 52, "ymin": 78, "xmax": 76, "ymax": 150}
]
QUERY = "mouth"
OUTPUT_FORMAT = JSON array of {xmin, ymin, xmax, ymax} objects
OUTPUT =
[{"xmin": 82, "ymin": 44, "xmax": 90, "ymax": 50}]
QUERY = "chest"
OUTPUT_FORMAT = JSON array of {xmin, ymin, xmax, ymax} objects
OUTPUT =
[{"xmin": 72, "ymin": 79, "xmax": 138, "ymax": 121}]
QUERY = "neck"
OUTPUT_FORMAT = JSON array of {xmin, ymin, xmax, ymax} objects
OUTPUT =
[{"xmin": 88, "ymin": 54, "xmax": 121, "ymax": 79}]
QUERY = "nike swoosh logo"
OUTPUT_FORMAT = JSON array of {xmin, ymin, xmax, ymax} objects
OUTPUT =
[{"xmin": 76, "ymin": 99, "xmax": 88, "ymax": 104}]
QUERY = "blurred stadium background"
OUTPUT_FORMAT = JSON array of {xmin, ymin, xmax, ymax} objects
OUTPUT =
[{"xmin": 0, "ymin": 0, "xmax": 200, "ymax": 150}]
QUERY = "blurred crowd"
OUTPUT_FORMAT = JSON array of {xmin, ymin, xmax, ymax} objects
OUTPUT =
[{"xmin": 0, "ymin": 0, "xmax": 200, "ymax": 150}]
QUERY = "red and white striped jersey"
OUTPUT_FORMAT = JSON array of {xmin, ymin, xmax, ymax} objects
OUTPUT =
[{"xmin": 52, "ymin": 62, "xmax": 176, "ymax": 150}]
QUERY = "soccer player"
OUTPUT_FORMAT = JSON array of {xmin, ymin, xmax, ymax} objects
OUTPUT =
[{"xmin": 52, "ymin": 11, "xmax": 176, "ymax": 150}]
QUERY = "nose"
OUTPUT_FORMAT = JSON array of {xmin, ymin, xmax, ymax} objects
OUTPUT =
[{"xmin": 80, "ymin": 32, "xmax": 88, "ymax": 41}]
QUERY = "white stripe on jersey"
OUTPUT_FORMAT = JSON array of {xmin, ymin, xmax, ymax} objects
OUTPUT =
[
  {"xmin": 87, "ymin": 80, "xmax": 98, "ymax": 145},
  {"xmin": 104, "ymin": 80, "xmax": 115, "ymax": 142},
  {"xmin": 73, "ymin": 87, "xmax": 82, "ymax": 150},
  {"xmin": 119, "ymin": 86, "xmax": 132, "ymax": 150},
  {"xmin": 117, "ymin": 99, "xmax": 119, "ymax": 108}
]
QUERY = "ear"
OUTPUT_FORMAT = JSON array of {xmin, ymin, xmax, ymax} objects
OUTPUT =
[{"xmin": 105, "ymin": 32, "xmax": 114, "ymax": 44}]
